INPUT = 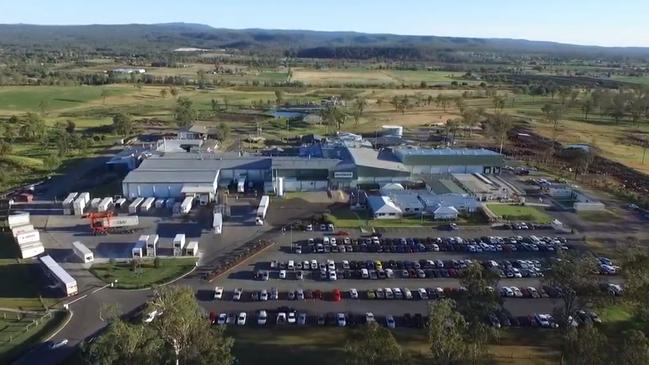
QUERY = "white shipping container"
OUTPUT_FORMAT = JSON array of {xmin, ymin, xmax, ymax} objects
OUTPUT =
[
  {"xmin": 79, "ymin": 192, "xmax": 90, "ymax": 204},
  {"xmin": 173, "ymin": 234, "xmax": 186, "ymax": 249},
  {"xmin": 114, "ymin": 198, "xmax": 127, "ymax": 209},
  {"xmin": 97, "ymin": 197, "xmax": 113, "ymax": 212},
  {"xmin": 72, "ymin": 241, "xmax": 94, "ymax": 263},
  {"xmin": 7, "ymin": 213, "xmax": 30, "ymax": 229},
  {"xmin": 62, "ymin": 193, "xmax": 78, "ymax": 215},
  {"xmin": 129, "ymin": 198, "xmax": 144, "ymax": 214},
  {"xmin": 213, "ymin": 212, "xmax": 223, "ymax": 234},
  {"xmin": 154, "ymin": 198, "xmax": 165, "ymax": 209},
  {"xmin": 185, "ymin": 241, "xmax": 198, "ymax": 256},
  {"xmin": 73, "ymin": 197, "xmax": 86, "ymax": 216},
  {"xmin": 180, "ymin": 196, "xmax": 193, "ymax": 214},
  {"xmin": 132, "ymin": 241, "xmax": 145, "ymax": 258},
  {"xmin": 90, "ymin": 198, "xmax": 101, "ymax": 209},
  {"xmin": 146, "ymin": 234, "xmax": 159, "ymax": 257},
  {"xmin": 140, "ymin": 197, "xmax": 155, "ymax": 212},
  {"xmin": 20, "ymin": 242, "xmax": 45, "ymax": 259},
  {"xmin": 102, "ymin": 215, "xmax": 139, "ymax": 228},
  {"xmin": 11, "ymin": 224, "xmax": 34, "ymax": 237},
  {"xmin": 15, "ymin": 230, "xmax": 40, "ymax": 245}
]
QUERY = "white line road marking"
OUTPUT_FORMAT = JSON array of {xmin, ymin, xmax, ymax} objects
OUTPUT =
[
  {"xmin": 64, "ymin": 294, "xmax": 87, "ymax": 307},
  {"xmin": 45, "ymin": 310, "xmax": 73, "ymax": 342}
]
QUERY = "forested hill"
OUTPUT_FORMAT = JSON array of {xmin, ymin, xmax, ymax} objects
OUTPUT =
[{"xmin": 1, "ymin": 23, "xmax": 649, "ymax": 59}]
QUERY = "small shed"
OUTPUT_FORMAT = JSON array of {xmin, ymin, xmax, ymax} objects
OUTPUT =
[{"xmin": 433, "ymin": 206, "xmax": 459, "ymax": 220}]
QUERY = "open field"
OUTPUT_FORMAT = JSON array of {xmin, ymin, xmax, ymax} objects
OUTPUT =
[
  {"xmin": 292, "ymin": 68, "xmax": 469, "ymax": 85},
  {"xmin": 228, "ymin": 327, "xmax": 559, "ymax": 365},
  {"xmin": 90, "ymin": 258, "xmax": 197, "ymax": 289},
  {"xmin": 486, "ymin": 204, "xmax": 553, "ymax": 223},
  {"xmin": 0, "ymin": 311, "xmax": 68, "ymax": 364},
  {"xmin": 325, "ymin": 207, "xmax": 433, "ymax": 228}
]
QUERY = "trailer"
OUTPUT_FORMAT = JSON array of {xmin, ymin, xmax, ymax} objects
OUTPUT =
[
  {"xmin": 140, "ymin": 197, "xmax": 155, "ymax": 212},
  {"xmin": 90, "ymin": 198, "xmax": 101, "ymax": 209},
  {"xmin": 255, "ymin": 195, "xmax": 269, "ymax": 225},
  {"xmin": 185, "ymin": 241, "xmax": 198, "ymax": 256},
  {"xmin": 11, "ymin": 224, "xmax": 34, "ymax": 237},
  {"xmin": 237, "ymin": 175, "xmax": 246, "ymax": 193},
  {"xmin": 154, "ymin": 199, "xmax": 165, "ymax": 209},
  {"xmin": 132, "ymin": 240, "xmax": 145, "ymax": 258},
  {"xmin": 114, "ymin": 198, "xmax": 127, "ymax": 209},
  {"xmin": 146, "ymin": 234, "xmax": 159, "ymax": 257},
  {"xmin": 72, "ymin": 241, "xmax": 94, "ymax": 263},
  {"xmin": 173, "ymin": 234, "xmax": 186, "ymax": 256},
  {"xmin": 79, "ymin": 192, "xmax": 90, "ymax": 204},
  {"xmin": 62, "ymin": 193, "xmax": 78, "ymax": 215},
  {"xmin": 180, "ymin": 196, "xmax": 194, "ymax": 214},
  {"xmin": 15, "ymin": 230, "xmax": 40, "ymax": 245},
  {"xmin": 7, "ymin": 213, "xmax": 30, "ymax": 229},
  {"xmin": 213, "ymin": 212, "xmax": 223, "ymax": 234},
  {"xmin": 73, "ymin": 196, "xmax": 86, "ymax": 216},
  {"xmin": 19, "ymin": 241, "xmax": 45, "ymax": 259},
  {"xmin": 39, "ymin": 255, "xmax": 78, "ymax": 297},
  {"xmin": 128, "ymin": 198, "xmax": 144, "ymax": 214},
  {"xmin": 97, "ymin": 197, "xmax": 113, "ymax": 212}
]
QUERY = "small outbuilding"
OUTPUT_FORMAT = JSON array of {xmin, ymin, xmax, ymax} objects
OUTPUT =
[{"xmin": 433, "ymin": 206, "xmax": 459, "ymax": 220}]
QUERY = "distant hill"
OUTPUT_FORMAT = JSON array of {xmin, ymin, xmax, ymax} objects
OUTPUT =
[{"xmin": 1, "ymin": 23, "xmax": 648, "ymax": 59}]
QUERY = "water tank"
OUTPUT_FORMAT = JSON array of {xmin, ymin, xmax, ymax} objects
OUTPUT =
[{"xmin": 381, "ymin": 125, "xmax": 403, "ymax": 137}]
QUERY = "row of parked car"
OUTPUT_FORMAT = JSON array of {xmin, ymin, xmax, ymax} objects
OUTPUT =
[
  {"xmin": 296, "ymin": 235, "xmax": 569, "ymax": 254},
  {"xmin": 263, "ymin": 258, "xmax": 546, "ymax": 282}
]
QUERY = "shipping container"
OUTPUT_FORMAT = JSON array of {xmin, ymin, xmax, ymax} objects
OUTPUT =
[
  {"xmin": 39, "ymin": 255, "xmax": 78, "ymax": 297},
  {"xmin": 11, "ymin": 224, "xmax": 34, "ymax": 237},
  {"xmin": 15, "ymin": 230, "xmax": 40, "ymax": 245},
  {"xmin": 154, "ymin": 198, "xmax": 165, "ymax": 209},
  {"xmin": 128, "ymin": 198, "xmax": 144, "ymax": 214},
  {"xmin": 19, "ymin": 242, "xmax": 45, "ymax": 259},
  {"xmin": 146, "ymin": 234, "xmax": 159, "ymax": 257},
  {"xmin": 180, "ymin": 196, "xmax": 193, "ymax": 214},
  {"xmin": 101, "ymin": 215, "xmax": 139, "ymax": 228},
  {"xmin": 185, "ymin": 241, "xmax": 198, "ymax": 256},
  {"xmin": 7, "ymin": 213, "xmax": 30, "ymax": 229},
  {"xmin": 72, "ymin": 241, "xmax": 94, "ymax": 263},
  {"xmin": 173, "ymin": 234, "xmax": 186, "ymax": 256},
  {"xmin": 114, "ymin": 198, "xmax": 127, "ymax": 209},
  {"xmin": 90, "ymin": 198, "xmax": 101, "ymax": 209},
  {"xmin": 79, "ymin": 192, "xmax": 90, "ymax": 204},
  {"xmin": 73, "ymin": 196, "xmax": 86, "ymax": 216},
  {"xmin": 213, "ymin": 212, "xmax": 223, "ymax": 234},
  {"xmin": 140, "ymin": 197, "xmax": 155, "ymax": 212},
  {"xmin": 132, "ymin": 240, "xmax": 145, "ymax": 258},
  {"xmin": 97, "ymin": 197, "xmax": 113, "ymax": 212},
  {"xmin": 62, "ymin": 193, "xmax": 78, "ymax": 215}
]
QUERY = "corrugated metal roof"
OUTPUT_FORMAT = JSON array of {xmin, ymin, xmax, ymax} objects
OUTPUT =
[
  {"xmin": 123, "ymin": 170, "xmax": 218, "ymax": 184},
  {"xmin": 367, "ymin": 196, "xmax": 402, "ymax": 214},
  {"xmin": 395, "ymin": 147, "xmax": 504, "ymax": 167},
  {"xmin": 347, "ymin": 147, "xmax": 408, "ymax": 172}
]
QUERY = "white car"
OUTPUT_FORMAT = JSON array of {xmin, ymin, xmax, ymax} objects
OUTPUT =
[
  {"xmin": 260, "ymin": 289, "xmax": 268, "ymax": 301},
  {"xmin": 386, "ymin": 315, "xmax": 396, "ymax": 329},
  {"xmin": 287, "ymin": 312, "xmax": 297, "ymax": 324},
  {"xmin": 276, "ymin": 312, "xmax": 287, "ymax": 324},
  {"xmin": 349, "ymin": 288, "xmax": 359, "ymax": 299},
  {"xmin": 233, "ymin": 288, "xmax": 243, "ymax": 301},
  {"xmin": 217, "ymin": 313, "xmax": 227, "ymax": 325},
  {"xmin": 403, "ymin": 288, "xmax": 413, "ymax": 300},
  {"xmin": 213, "ymin": 286, "xmax": 224, "ymax": 300},
  {"xmin": 310, "ymin": 259, "xmax": 318, "ymax": 270},
  {"xmin": 279, "ymin": 270, "xmax": 287, "ymax": 279},
  {"xmin": 337, "ymin": 313, "xmax": 346, "ymax": 327},
  {"xmin": 511, "ymin": 287, "xmax": 523, "ymax": 297},
  {"xmin": 327, "ymin": 260, "xmax": 336, "ymax": 271},
  {"xmin": 237, "ymin": 312, "xmax": 247, "ymax": 326},
  {"xmin": 384, "ymin": 288, "xmax": 394, "ymax": 299},
  {"xmin": 49, "ymin": 339, "xmax": 69, "ymax": 350},
  {"xmin": 365, "ymin": 312, "xmax": 375, "ymax": 323},
  {"xmin": 329, "ymin": 271, "xmax": 337, "ymax": 281},
  {"xmin": 144, "ymin": 310, "xmax": 160, "ymax": 323},
  {"xmin": 500, "ymin": 287, "xmax": 514, "ymax": 297},
  {"xmin": 392, "ymin": 288, "xmax": 403, "ymax": 299},
  {"xmin": 257, "ymin": 310, "xmax": 267, "ymax": 325}
]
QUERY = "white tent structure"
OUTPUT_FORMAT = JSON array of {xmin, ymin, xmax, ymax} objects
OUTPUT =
[{"xmin": 433, "ymin": 206, "xmax": 459, "ymax": 220}]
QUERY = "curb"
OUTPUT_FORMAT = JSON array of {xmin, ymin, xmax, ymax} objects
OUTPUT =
[
  {"xmin": 208, "ymin": 242, "xmax": 276, "ymax": 283},
  {"xmin": 44, "ymin": 310, "xmax": 73, "ymax": 342}
]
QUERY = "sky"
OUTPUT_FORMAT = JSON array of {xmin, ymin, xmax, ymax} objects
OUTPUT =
[{"xmin": 1, "ymin": 0, "xmax": 648, "ymax": 47}]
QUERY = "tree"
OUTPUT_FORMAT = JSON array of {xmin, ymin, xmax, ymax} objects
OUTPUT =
[
  {"xmin": 485, "ymin": 112, "xmax": 513, "ymax": 154},
  {"xmin": 541, "ymin": 103, "xmax": 564, "ymax": 145},
  {"xmin": 274, "ymin": 90, "xmax": 284, "ymax": 105},
  {"xmin": 43, "ymin": 154, "xmax": 61, "ymax": 172},
  {"xmin": 344, "ymin": 322, "xmax": 402, "ymax": 365},
  {"xmin": 607, "ymin": 91, "xmax": 628, "ymax": 123},
  {"xmin": 112, "ymin": 113, "xmax": 133, "ymax": 136},
  {"xmin": 565, "ymin": 147, "xmax": 595, "ymax": 180},
  {"xmin": 320, "ymin": 106, "xmax": 347, "ymax": 131},
  {"xmin": 160, "ymin": 89, "xmax": 168, "ymax": 98},
  {"xmin": 492, "ymin": 95, "xmax": 506, "ymax": 111},
  {"xmin": 542, "ymin": 251, "xmax": 600, "ymax": 330},
  {"xmin": 215, "ymin": 122, "xmax": 230, "ymax": 141},
  {"xmin": 461, "ymin": 108, "xmax": 480, "ymax": 136},
  {"xmin": 620, "ymin": 330, "xmax": 649, "ymax": 365},
  {"xmin": 82, "ymin": 316, "xmax": 161, "ymax": 365},
  {"xmin": 169, "ymin": 87, "xmax": 179, "ymax": 98},
  {"xmin": 174, "ymin": 97, "xmax": 196, "ymax": 128},
  {"xmin": 65, "ymin": 120, "xmax": 76, "ymax": 134},
  {"xmin": 622, "ymin": 248, "xmax": 649, "ymax": 321},
  {"xmin": 581, "ymin": 99, "xmax": 593, "ymax": 121},
  {"xmin": 561, "ymin": 325, "xmax": 609, "ymax": 365},
  {"xmin": 427, "ymin": 299, "xmax": 466, "ymax": 365},
  {"xmin": 20, "ymin": 112, "xmax": 46, "ymax": 141}
]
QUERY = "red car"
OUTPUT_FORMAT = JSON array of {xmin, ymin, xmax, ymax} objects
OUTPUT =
[
  {"xmin": 209, "ymin": 311, "xmax": 217, "ymax": 324},
  {"xmin": 335, "ymin": 231, "xmax": 350, "ymax": 236},
  {"xmin": 332, "ymin": 289, "xmax": 342, "ymax": 302},
  {"xmin": 313, "ymin": 289, "xmax": 324, "ymax": 300}
]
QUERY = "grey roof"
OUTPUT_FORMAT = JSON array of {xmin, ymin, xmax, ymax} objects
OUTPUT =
[
  {"xmin": 272, "ymin": 157, "xmax": 341, "ymax": 170},
  {"xmin": 394, "ymin": 147, "xmax": 504, "ymax": 167},
  {"xmin": 395, "ymin": 147, "xmax": 501, "ymax": 157},
  {"xmin": 387, "ymin": 192, "xmax": 424, "ymax": 209},
  {"xmin": 123, "ymin": 170, "xmax": 218, "ymax": 184},
  {"xmin": 346, "ymin": 147, "xmax": 408, "ymax": 172},
  {"xmin": 367, "ymin": 196, "xmax": 402, "ymax": 214},
  {"xmin": 139, "ymin": 155, "xmax": 270, "ymax": 170}
]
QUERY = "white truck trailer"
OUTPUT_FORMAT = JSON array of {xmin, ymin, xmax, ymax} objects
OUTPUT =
[
  {"xmin": 154, "ymin": 198, "xmax": 165, "ymax": 209},
  {"xmin": 185, "ymin": 241, "xmax": 198, "ymax": 256},
  {"xmin": 128, "ymin": 198, "xmax": 144, "ymax": 214},
  {"xmin": 39, "ymin": 255, "xmax": 78, "ymax": 297},
  {"xmin": 132, "ymin": 240, "xmax": 145, "ymax": 258},
  {"xmin": 11, "ymin": 224, "xmax": 34, "ymax": 237},
  {"xmin": 173, "ymin": 234, "xmax": 186, "ymax": 256},
  {"xmin": 15, "ymin": 230, "xmax": 40, "ymax": 246},
  {"xmin": 90, "ymin": 198, "xmax": 101, "ymax": 209},
  {"xmin": 213, "ymin": 212, "xmax": 223, "ymax": 234},
  {"xmin": 19, "ymin": 241, "xmax": 45, "ymax": 259},
  {"xmin": 73, "ymin": 196, "xmax": 86, "ymax": 216},
  {"xmin": 180, "ymin": 196, "xmax": 194, "ymax": 214},
  {"xmin": 62, "ymin": 193, "xmax": 78, "ymax": 215},
  {"xmin": 114, "ymin": 198, "xmax": 127, "ymax": 209},
  {"xmin": 72, "ymin": 241, "xmax": 94, "ymax": 263},
  {"xmin": 140, "ymin": 197, "xmax": 155, "ymax": 213},
  {"xmin": 255, "ymin": 195, "xmax": 270, "ymax": 225},
  {"xmin": 7, "ymin": 213, "xmax": 30, "ymax": 229},
  {"xmin": 97, "ymin": 197, "xmax": 114, "ymax": 212},
  {"xmin": 146, "ymin": 234, "xmax": 159, "ymax": 257}
]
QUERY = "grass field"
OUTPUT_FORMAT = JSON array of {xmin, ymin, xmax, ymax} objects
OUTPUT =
[
  {"xmin": 0, "ymin": 85, "xmax": 132, "ymax": 114},
  {"xmin": 577, "ymin": 210, "xmax": 620, "ymax": 222},
  {"xmin": 325, "ymin": 208, "xmax": 433, "ymax": 228},
  {"xmin": 228, "ymin": 327, "xmax": 559, "ymax": 365},
  {"xmin": 486, "ymin": 204, "xmax": 553, "ymax": 223},
  {"xmin": 90, "ymin": 258, "xmax": 196, "ymax": 289},
  {"xmin": 0, "ymin": 311, "xmax": 68, "ymax": 364}
]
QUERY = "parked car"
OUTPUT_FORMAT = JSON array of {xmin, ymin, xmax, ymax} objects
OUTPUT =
[
  {"xmin": 237, "ymin": 312, "xmax": 247, "ymax": 326},
  {"xmin": 213, "ymin": 286, "xmax": 224, "ymax": 300},
  {"xmin": 257, "ymin": 310, "xmax": 267, "ymax": 325}
]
